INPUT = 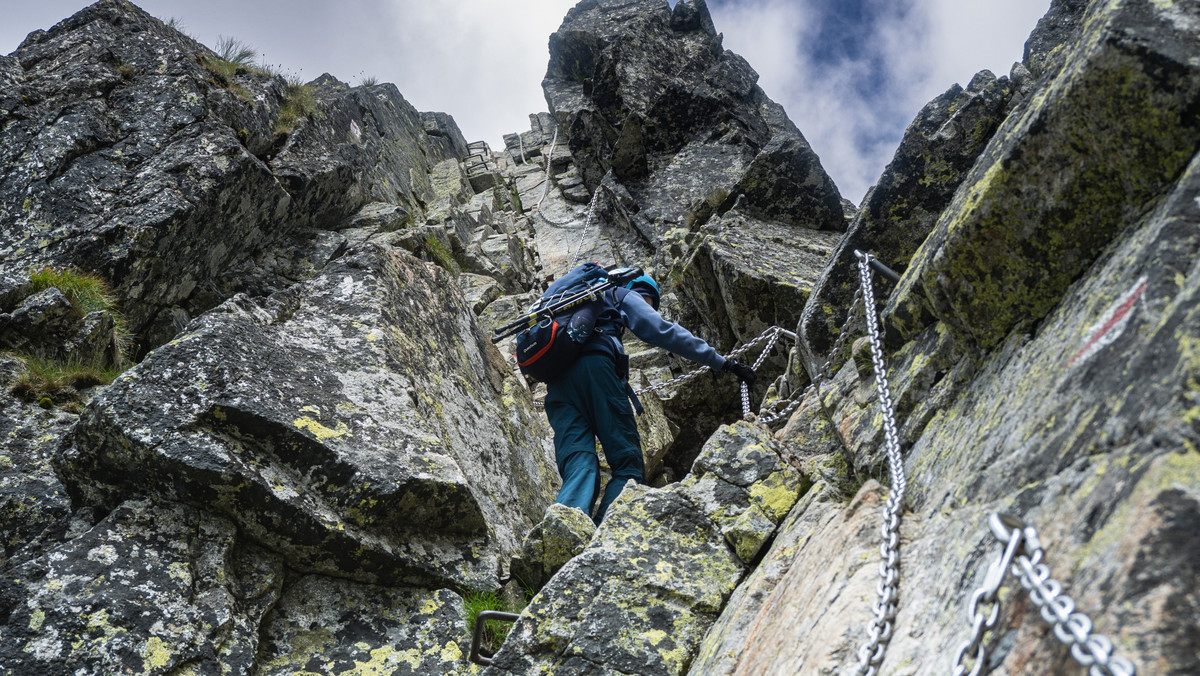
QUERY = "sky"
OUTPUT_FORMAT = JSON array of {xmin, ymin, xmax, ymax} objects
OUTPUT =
[{"xmin": 0, "ymin": 0, "xmax": 1050, "ymax": 204}]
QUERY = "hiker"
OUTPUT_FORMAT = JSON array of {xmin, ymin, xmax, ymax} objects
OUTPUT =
[{"xmin": 544, "ymin": 273, "xmax": 756, "ymax": 524}]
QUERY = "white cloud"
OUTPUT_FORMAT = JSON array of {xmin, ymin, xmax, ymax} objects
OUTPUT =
[
  {"xmin": 372, "ymin": 0, "xmax": 576, "ymax": 150},
  {"xmin": 710, "ymin": 0, "xmax": 1048, "ymax": 203}
]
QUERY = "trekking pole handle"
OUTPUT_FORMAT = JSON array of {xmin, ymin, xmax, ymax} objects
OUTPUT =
[{"xmin": 605, "ymin": 266, "xmax": 643, "ymax": 287}]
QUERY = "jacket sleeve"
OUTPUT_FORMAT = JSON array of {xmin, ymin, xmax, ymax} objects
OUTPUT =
[{"xmin": 619, "ymin": 291, "xmax": 726, "ymax": 371}]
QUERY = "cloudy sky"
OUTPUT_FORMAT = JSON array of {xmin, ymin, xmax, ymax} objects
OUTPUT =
[{"xmin": 1, "ymin": 0, "xmax": 1049, "ymax": 203}]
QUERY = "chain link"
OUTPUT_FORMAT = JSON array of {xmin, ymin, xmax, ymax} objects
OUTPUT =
[
  {"xmin": 755, "ymin": 288, "xmax": 864, "ymax": 426},
  {"xmin": 535, "ymin": 126, "xmax": 558, "ymax": 213},
  {"xmin": 533, "ymin": 127, "xmax": 584, "ymax": 228},
  {"xmin": 851, "ymin": 251, "xmax": 907, "ymax": 676},
  {"xmin": 955, "ymin": 514, "xmax": 1136, "ymax": 676},
  {"xmin": 633, "ymin": 325, "xmax": 784, "ymax": 398},
  {"xmin": 566, "ymin": 188, "xmax": 602, "ymax": 270}
]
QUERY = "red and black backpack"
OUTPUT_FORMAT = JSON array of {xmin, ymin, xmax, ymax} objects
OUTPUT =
[{"xmin": 514, "ymin": 263, "xmax": 611, "ymax": 383}]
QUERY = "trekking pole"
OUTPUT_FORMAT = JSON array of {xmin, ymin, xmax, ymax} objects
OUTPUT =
[{"xmin": 491, "ymin": 266, "xmax": 642, "ymax": 343}]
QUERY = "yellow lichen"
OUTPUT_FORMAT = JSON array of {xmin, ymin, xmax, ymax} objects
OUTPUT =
[
  {"xmin": 440, "ymin": 640, "xmax": 462, "ymax": 662},
  {"xmin": 644, "ymin": 628, "xmax": 668, "ymax": 646},
  {"xmin": 293, "ymin": 417, "xmax": 350, "ymax": 440},
  {"xmin": 166, "ymin": 561, "xmax": 191, "ymax": 585},
  {"xmin": 420, "ymin": 596, "xmax": 442, "ymax": 615},
  {"xmin": 749, "ymin": 472, "xmax": 801, "ymax": 522},
  {"xmin": 142, "ymin": 636, "xmax": 172, "ymax": 670}
]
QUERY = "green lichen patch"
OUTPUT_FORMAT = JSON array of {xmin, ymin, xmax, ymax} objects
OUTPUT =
[
  {"xmin": 0, "ymin": 499, "xmax": 271, "ymax": 675},
  {"xmin": 887, "ymin": 2, "xmax": 1200, "ymax": 348},
  {"xmin": 255, "ymin": 577, "xmax": 472, "ymax": 676}
]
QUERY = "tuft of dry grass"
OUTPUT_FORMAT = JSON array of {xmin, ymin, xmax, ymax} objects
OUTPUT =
[
  {"xmin": 29, "ymin": 266, "xmax": 131, "ymax": 357},
  {"xmin": 9, "ymin": 354, "xmax": 125, "ymax": 413},
  {"xmin": 273, "ymin": 82, "xmax": 316, "ymax": 135}
]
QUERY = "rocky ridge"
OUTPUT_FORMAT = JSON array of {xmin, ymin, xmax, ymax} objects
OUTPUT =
[{"xmin": 0, "ymin": 0, "xmax": 1196, "ymax": 674}]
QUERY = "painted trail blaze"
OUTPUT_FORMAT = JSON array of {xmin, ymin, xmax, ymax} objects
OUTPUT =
[{"xmin": 1068, "ymin": 276, "xmax": 1148, "ymax": 367}]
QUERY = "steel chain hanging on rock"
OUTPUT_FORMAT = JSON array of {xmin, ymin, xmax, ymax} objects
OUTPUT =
[
  {"xmin": 850, "ymin": 250, "xmax": 908, "ymax": 676},
  {"xmin": 566, "ymin": 188, "xmax": 602, "ymax": 270},
  {"xmin": 534, "ymin": 126, "xmax": 559, "ymax": 214},
  {"xmin": 953, "ymin": 514, "xmax": 1136, "ymax": 676},
  {"xmin": 633, "ymin": 325, "xmax": 789, "ymax": 399},
  {"xmin": 756, "ymin": 286, "xmax": 864, "ymax": 426}
]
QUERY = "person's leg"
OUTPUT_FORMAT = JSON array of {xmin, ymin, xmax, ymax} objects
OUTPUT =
[
  {"xmin": 589, "ymin": 370, "xmax": 644, "ymax": 524},
  {"xmin": 545, "ymin": 399, "xmax": 601, "ymax": 516}
]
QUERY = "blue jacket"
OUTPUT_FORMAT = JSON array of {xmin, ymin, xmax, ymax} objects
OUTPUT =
[{"xmin": 582, "ymin": 288, "xmax": 726, "ymax": 374}]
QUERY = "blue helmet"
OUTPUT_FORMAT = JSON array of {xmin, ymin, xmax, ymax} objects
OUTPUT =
[{"xmin": 625, "ymin": 274, "xmax": 660, "ymax": 309}]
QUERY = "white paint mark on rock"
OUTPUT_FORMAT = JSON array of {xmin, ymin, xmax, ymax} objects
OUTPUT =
[
  {"xmin": 1068, "ymin": 275, "xmax": 1148, "ymax": 367},
  {"xmin": 350, "ymin": 120, "xmax": 362, "ymax": 141}
]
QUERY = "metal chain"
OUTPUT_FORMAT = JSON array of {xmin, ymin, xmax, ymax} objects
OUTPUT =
[
  {"xmin": 567, "ymin": 188, "xmax": 602, "ymax": 270},
  {"xmin": 535, "ymin": 126, "xmax": 559, "ymax": 213},
  {"xmin": 738, "ymin": 323, "xmax": 783, "ymax": 416},
  {"xmin": 954, "ymin": 514, "xmax": 1136, "ymax": 676},
  {"xmin": 533, "ymin": 126, "xmax": 591, "ymax": 230},
  {"xmin": 633, "ymin": 325, "xmax": 785, "ymax": 398},
  {"xmin": 820, "ymin": 287, "xmax": 864, "ymax": 382},
  {"xmin": 851, "ymin": 251, "xmax": 907, "ymax": 676},
  {"xmin": 755, "ymin": 288, "xmax": 864, "ymax": 426},
  {"xmin": 518, "ymin": 133, "xmax": 527, "ymax": 164}
]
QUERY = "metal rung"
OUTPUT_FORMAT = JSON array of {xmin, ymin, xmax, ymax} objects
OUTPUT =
[
  {"xmin": 469, "ymin": 610, "xmax": 520, "ymax": 666},
  {"xmin": 853, "ymin": 250, "xmax": 902, "ymax": 283}
]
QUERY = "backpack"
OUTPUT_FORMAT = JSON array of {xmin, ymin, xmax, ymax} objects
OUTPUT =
[{"xmin": 515, "ymin": 262, "xmax": 610, "ymax": 383}]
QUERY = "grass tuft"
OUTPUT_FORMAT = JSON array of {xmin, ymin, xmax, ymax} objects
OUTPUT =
[
  {"xmin": 9, "ymin": 353, "xmax": 125, "ymax": 412},
  {"xmin": 29, "ymin": 267, "xmax": 130, "ymax": 352},
  {"xmin": 30, "ymin": 267, "xmax": 118, "ymax": 317},
  {"xmin": 8, "ymin": 267, "xmax": 132, "ymax": 411},
  {"xmin": 422, "ymin": 234, "xmax": 458, "ymax": 272},
  {"xmin": 200, "ymin": 36, "xmax": 273, "ymax": 101},
  {"xmin": 273, "ymin": 82, "xmax": 316, "ymax": 135},
  {"xmin": 463, "ymin": 590, "xmax": 523, "ymax": 656},
  {"xmin": 215, "ymin": 35, "xmax": 257, "ymax": 66},
  {"xmin": 358, "ymin": 75, "xmax": 379, "ymax": 87}
]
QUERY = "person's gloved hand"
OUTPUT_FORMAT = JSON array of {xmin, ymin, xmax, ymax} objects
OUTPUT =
[{"xmin": 722, "ymin": 359, "xmax": 756, "ymax": 386}]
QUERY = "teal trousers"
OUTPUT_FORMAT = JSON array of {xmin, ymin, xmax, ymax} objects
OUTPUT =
[{"xmin": 544, "ymin": 355, "xmax": 644, "ymax": 524}]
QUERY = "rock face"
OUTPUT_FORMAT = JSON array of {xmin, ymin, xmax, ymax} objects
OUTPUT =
[
  {"xmin": 57, "ymin": 244, "xmax": 556, "ymax": 590},
  {"xmin": 1, "ymin": 1, "xmax": 564, "ymax": 669},
  {"xmin": 799, "ymin": 69, "xmax": 1014, "ymax": 364},
  {"xmin": 0, "ymin": 0, "xmax": 468, "ymax": 352},
  {"xmin": 509, "ymin": 502, "xmax": 597, "ymax": 593},
  {"xmin": 2, "ymin": 0, "xmax": 1199, "ymax": 673},
  {"xmin": 0, "ymin": 356, "xmax": 73, "ymax": 564},
  {"xmin": 543, "ymin": 0, "xmax": 843, "ymax": 232},
  {"xmin": 884, "ymin": 0, "xmax": 1200, "ymax": 351},
  {"xmin": 720, "ymin": 0, "xmax": 1200, "ymax": 674},
  {"xmin": 0, "ymin": 497, "xmax": 282, "ymax": 676},
  {"xmin": 486, "ymin": 423, "xmax": 803, "ymax": 676}
]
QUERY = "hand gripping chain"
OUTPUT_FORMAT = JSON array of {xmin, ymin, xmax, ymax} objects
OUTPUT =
[
  {"xmin": 632, "ymin": 325, "xmax": 791, "ymax": 405},
  {"xmin": 953, "ymin": 514, "xmax": 1137, "ymax": 676},
  {"xmin": 850, "ymin": 251, "xmax": 908, "ymax": 676}
]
